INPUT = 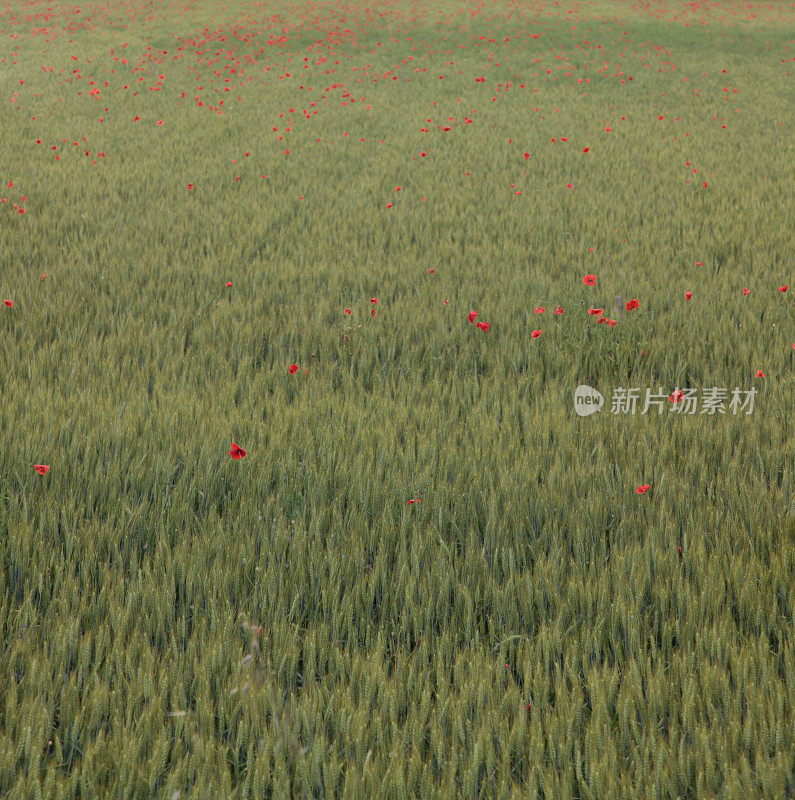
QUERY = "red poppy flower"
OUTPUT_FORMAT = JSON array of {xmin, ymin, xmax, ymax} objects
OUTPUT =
[
  {"xmin": 476, "ymin": 321, "xmax": 490, "ymax": 332},
  {"xmin": 755, "ymin": 370, "xmax": 765, "ymax": 378},
  {"xmin": 427, "ymin": 268, "xmax": 435, "ymax": 274},
  {"xmin": 685, "ymin": 291, "xmax": 692, "ymax": 300},
  {"xmin": 468, "ymin": 311, "xmax": 478, "ymax": 323},
  {"xmin": 636, "ymin": 484, "xmax": 650, "ymax": 494},
  {"xmin": 534, "ymin": 307, "xmax": 545, "ymax": 314},
  {"xmin": 3, "ymin": 300, "xmax": 12, "ymax": 307},
  {"xmin": 229, "ymin": 442, "xmax": 247, "ymax": 459},
  {"xmin": 554, "ymin": 306, "xmax": 563, "ymax": 315},
  {"xmin": 583, "ymin": 274, "xmax": 597, "ymax": 286},
  {"xmin": 523, "ymin": 153, "xmax": 529, "ymax": 159},
  {"xmin": 669, "ymin": 389, "xmax": 683, "ymax": 403},
  {"xmin": 583, "ymin": 147, "xmax": 590, "ymax": 153},
  {"xmin": 587, "ymin": 308, "xmax": 604, "ymax": 316},
  {"xmin": 605, "ymin": 318, "xmax": 618, "ymax": 327},
  {"xmin": 625, "ymin": 299, "xmax": 639, "ymax": 311},
  {"xmin": 531, "ymin": 329, "xmax": 542, "ymax": 338},
  {"xmin": 371, "ymin": 298, "xmax": 378, "ymax": 304},
  {"xmin": 780, "ymin": 285, "xmax": 788, "ymax": 292},
  {"xmin": 288, "ymin": 364, "xmax": 299, "ymax": 374},
  {"xmin": 41, "ymin": 274, "xmax": 47, "ymax": 280},
  {"xmin": 226, "ymin": 281, "xmax": 232, "ymax": 287},
  {"xmin": 344, "ymin": 308, "xmax": 352, "ymax": 315},
  {"xmin": 743, "ymin": 287, "xmax": 750, "ymax": 296},
  {"xmin": 34, "ymin": 464, "xmax": 50, "ymax": 475}
]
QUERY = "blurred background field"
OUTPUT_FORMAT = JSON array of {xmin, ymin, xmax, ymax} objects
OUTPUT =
[{"xmin": 0, "ymin": 0, "xmax": 792, "ymax": 797}]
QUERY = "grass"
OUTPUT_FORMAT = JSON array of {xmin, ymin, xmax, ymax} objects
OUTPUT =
[{"xmin": 0, "ymin": 0, "xmax": 793, "ymax": 798}]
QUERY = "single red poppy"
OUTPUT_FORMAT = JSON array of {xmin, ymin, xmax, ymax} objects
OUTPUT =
[
  {"xmin": 636, "ymin": 484, "xmax": 650, "ymax": 494},
  {"xmin": 344, "ymin": 308, "xmax": 352, "ymax": 315},
  {"xmin": 34, "ymin": 464, "xmax": 50, "ymax": 475},
  {"xmin": 554, "ymin": 306, "xmax": 563, "ymax": 315},
  {"xmin": 780, "ymin": 285, "xmax": 788, "ymax": 292},
  {"xmin": 743, "ymin": 287, "xmax": 750, "ymax": 296},
  {"xmin": 531, "ymin": 329, "xmax": 542, "ymax": 338},
  {"xmin": 587, "ymin": 308, "xmax": 604, "ymax": 316},
  {"xmin": 3, "ymin": 300, "xmax": 12, "ymax": 307},
  {"xmin": 226, "ymin": 281, "xmax": 232, "ymax": 287},
  {"xmin": 371, "ymin": 298, "xmax": 378, "ymax": 304},
  {"xmin": 685, "ymin": 291, "xmax": 692, "ymax": 300},
  {"xmin": 288, "ymin": 364, "xmax": 299, "ymax": 374},
  {"xmin": 755, "ymin": 370, "xmax": 765, "ymax": 378},
  {"xmin": 230, "ymin": 442, "xmax": 247, "ymax": 459},
  {"xmin": 476, "ymin": 321, "xmax": 490, "ymax": 332},
  {"xmin": 625, "ymin": 299, "xmax": 639, "ymax": 311},
  {"xmin": 534, "ymin": 307, "xmax": 544, "ymax": 314},
  {"xmin": 583, "ymin": 274, "xmax": 596, "ymax": 286},
  {"xmin": 669, "ymin": 389, "xmax": 683, "ymax": 403},
  {"xmin": 468, "ymin": 311, "xmax": 478, "ymax": 323}
]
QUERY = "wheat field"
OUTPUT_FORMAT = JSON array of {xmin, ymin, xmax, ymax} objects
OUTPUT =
[{"xmin": 0, "ymin": 0, "xmax": 793, "ymax": 798}]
